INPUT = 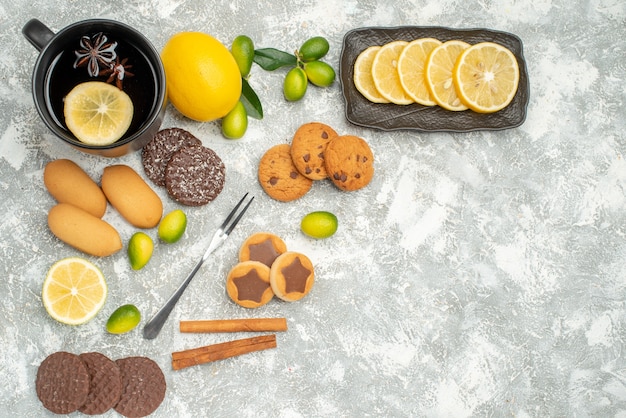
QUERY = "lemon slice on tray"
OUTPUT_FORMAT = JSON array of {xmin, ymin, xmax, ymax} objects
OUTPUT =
[
  {"xmin": 64, "ymin": 81, "xmax": 133, "ymax": 145},
  {"xmin": 371, "ymin": 40, "xmax": 414, "ymax": 105},
  {"xmin": 425, "ymin": 40, "xmax": 471, "ymax": 111},
  {"xmin": 397, "ymin": 38, "xmax": 442, "ymax": 106},
  {"xmin": 353, "ymin": 46, "xmax": 389, "ymax": 104},
  {"xmin": 453, "ymin": 42, "xmax": 520, "ymax": 113},
  {"xmin": 42, "ymin": 257, "xmax": 108, "ymax": 325}
]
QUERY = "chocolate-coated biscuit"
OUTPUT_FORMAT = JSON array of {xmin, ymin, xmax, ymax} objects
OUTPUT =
[
  {"xmin": 269, "ymin": 251, "xmax": 315, "ymax": 302},
  {"xmin": 165, "ymin": 145, "xmax": 226, "ymax": 206},
  {"xmin": 226, "ymin": 261, "xmax": 274, "ymax": 308},
  {"xmin": 290, "ymin": 122, "xmax": 338, "ymax": 180},
  {"xmin": 114, "ymin": 356, "xmax": 166, "ymax": 418},
  {"xmin": 79, "ymin": 352, "xmax": 122, "ymax": 415},
  {"xmin": 324, "ymin": 135, "xmax": 374, "ymax": 191},
  {"xmin": 239, "ymin": 232, "xmax": 287, "ymax": 267},
  {"xmin": 36, "ymin": 351, "xmax": 90, "ymax": 414},
  {"xmin": 141, "ymin": 128, "xmax": 202, "ymax": 186},
  {"xmin": 258, "ymin": 144, "xmax": 313, "ymax": 202}
]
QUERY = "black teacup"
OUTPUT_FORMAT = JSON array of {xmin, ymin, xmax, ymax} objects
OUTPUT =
[{"xmin": 23, "ymin": 18, "xmax": 167, "ymax": 157}]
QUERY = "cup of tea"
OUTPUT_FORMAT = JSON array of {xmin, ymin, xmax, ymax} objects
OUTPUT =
[{"xmin": 22, "ymin": 18, "xmax": 167, "ymax": 157}]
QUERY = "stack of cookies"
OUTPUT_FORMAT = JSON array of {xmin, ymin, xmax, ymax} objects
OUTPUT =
[
  {"xmin": 258, "ymin": 122, "xmax": 375, "ymax": 202},
  {"xmin": 226, "ymin": 232, "xmax": 315, "ymax": 307},
  {"xmin": 36, "ymin": 351, "xmax": 166, "ymax": 417},
  {"xmin": 142, "ymin": 128, "xmax": 226, "ymax": 206}
]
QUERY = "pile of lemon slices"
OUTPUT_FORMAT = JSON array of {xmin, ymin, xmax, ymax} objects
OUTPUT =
[{"xmin": 353, "ymin": 38, "xmax": 520, "ymax": 114}]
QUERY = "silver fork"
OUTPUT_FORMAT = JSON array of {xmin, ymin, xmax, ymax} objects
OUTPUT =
[{"xmin": 143, "ymin": 193, "xmax": 254, "ymax": 340}]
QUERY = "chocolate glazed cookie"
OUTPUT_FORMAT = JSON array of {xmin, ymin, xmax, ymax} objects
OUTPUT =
[
  {"xmin": 141, "ymin": 128, "xmax": 202, "ymax": 187},
  {"xmin": 165, "ymin": 145, "xmax": 226, "ymax": 206},
  {"xmin": 114, "ymin": 356, "xmax": 166, "ymax": 418},
  {"xmin": 78, "ymin": 352, "xmax": 122, "ymax": 415},
  {"xmin": 36, "ymin": 351, "xmax": 91, "ymax": 415}
]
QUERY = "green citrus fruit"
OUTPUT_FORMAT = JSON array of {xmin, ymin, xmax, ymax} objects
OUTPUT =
[
  {"xmin": 284, "ymin": 67, "xmax": 308, "ymax": 101},
  {"xmin": 158, "ymin": 209, "xmax": 187, "ymax": 243},
  {"xmin": 106, "ymin": 304, "xmax": 141, "ymax": 334},
  {"xmin": 299, "ymin": 36, "xmax": 330, "ymax": 62},
  {"xmin": 231, "ymin": 35, "xmax": 255, "ymax": 78},
  {"xmin": 301, "ymin": 211, "xmax": 338, "ymax": 239},
  {"xmin": 127, "ymin": 232, "xmax": 153, "ymax": 270},
  {"xmin": 304, "ymin": 61, "xmax": 336, "ymax": 87},
  {"xmin": 221, "ymin": 101, "xmax": 248, "ymax": 139}
]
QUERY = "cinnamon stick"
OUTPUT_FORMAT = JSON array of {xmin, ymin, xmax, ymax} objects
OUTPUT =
[
  {"xmin": 179, "ymin": 318, "xmax": 287, "ymax": 333},
  {"xmin": 171, "ymin": 334, "xmax": 277, "ymax": 370}
]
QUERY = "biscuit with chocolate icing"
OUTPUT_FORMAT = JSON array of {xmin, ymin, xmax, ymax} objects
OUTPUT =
[
  {"xmin": 269, "ymin": 251, "xmax": 315, "ymax": 302},
  {"xmin": 290, "ymin": 122, "xmax": 338, "ymax": 180},
  {"xmin": 114, "ymin": 356, "xmax": 166, "ymax": 418},
  {"xmin": 141, "ymin": 128, "xmax": 202, "ymax": 187},
  {"xmin": 226, "ymin": 261, "xmax": 274, "ymax": 308},
  {"xmin": 36, "ymin": 351, "xmax": 90, "ymax": 414},
  {"xmin": 324, "ymin": 135, "xmax": 374, "ymax": 191},
  {"xmin": 258, "ymin": 144, "xmax": 312, "ymax": 202},
  {"xmin": 239, "ymin": 232, "xmax": 287, "ymax": 267},
  {"xmin": 79, "ymin": 352, "xmax": 122, "ymax": 415},
  {"xmin": 165, "ymin": 145, "xmax": 226, "ymax": 206}
]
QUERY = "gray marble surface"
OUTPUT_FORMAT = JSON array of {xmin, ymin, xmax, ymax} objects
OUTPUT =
[{"xmin": 2, "ymin": 0, "xmax": 626, "ymax": 417}]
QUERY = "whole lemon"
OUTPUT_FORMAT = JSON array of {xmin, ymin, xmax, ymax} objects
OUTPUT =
[{"xmin": 161, "ymin": 32, "xmax": 242, "ymax": 122}]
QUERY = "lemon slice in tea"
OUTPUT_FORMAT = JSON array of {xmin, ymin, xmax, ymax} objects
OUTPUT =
[{"xmin": 64, "ymin": 81, "xmax": 133, "ymax": 145}]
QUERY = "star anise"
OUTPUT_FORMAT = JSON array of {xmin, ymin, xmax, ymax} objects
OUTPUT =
[
  {"xmin": 73, "ymin": 32, "xmax": 118, "ymax": 77},
  {"xmin": 101, "ymin": 57, "xmax": 134, "ymax": 89}
]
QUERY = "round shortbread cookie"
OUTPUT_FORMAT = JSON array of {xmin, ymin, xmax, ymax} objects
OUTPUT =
[
  {"xmin": 290, "ymin": 122, "xmax": 338, "ymax": 180},
  {"xmin": 114, "ymin": 356, "xmax": 166, "ymax": 418},
  {"xmin": 324, "ymin": 135, "xmax": 374, "ymax": 191},
  {"xmin": 36, "ymin": 351, "xmax": 90, "ymax": 415},
  {"xmin": 165, "ymin": 144, "xmax": 226, "ymax": 206},
  {"xmin": 227, "ymin": 261, "xmax": 274, "ymax": 308},
  {"xmin": 258, "ymin": 144, "xmax": 313, "ymax": 202},
  {"xmin": 238, "ymin": 232, "xmax": 287, "ymax": 267},
  {"xmin": 269, "ymin": 251, "xmax": 315, "ymax": 302},
  {"xmin": 141, "ymin": 128, "xmax": 202, "ymax": 187},
  {"xmin": 79, "ymin": 352, "xmax": 122, "ymax": 415}
]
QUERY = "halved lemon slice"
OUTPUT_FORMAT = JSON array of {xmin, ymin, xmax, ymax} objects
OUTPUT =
[
  {"xmin": 453, "ymin": 42, "xmax": 520, "ymax": 113},
  {"xmin": 42, "ymin": 257, "xmax": 107, "ymax": 325},
  {"xmin": 353, "ymin": 46, "xmax": 389, "ymax": 103},
  {"xmin": 64, "ymin": 81, "xmax": 134, "ymax": 145},
  {"xmin": 397, "ymin": 38, "xmax": 442, "ymax": 106},
  {"xmin": 371, "ymin": 41, "xmax": 413, "ymax": 105},
  {"xmin": 425, "ymin": 40, "xmax": 471, "ymax": 111}
]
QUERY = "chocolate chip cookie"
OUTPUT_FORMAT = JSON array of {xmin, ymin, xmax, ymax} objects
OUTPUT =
[
  {"xmin": 324, "ymin": 135, "xmax": 374, "ymax": 191},
  {"xmin": 290, "ymin": 122, "xmax": 338, "ymax": 180},
  {"xmin": 258, "ymin": 144, "xmax": 313, "ymax": 202}
]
